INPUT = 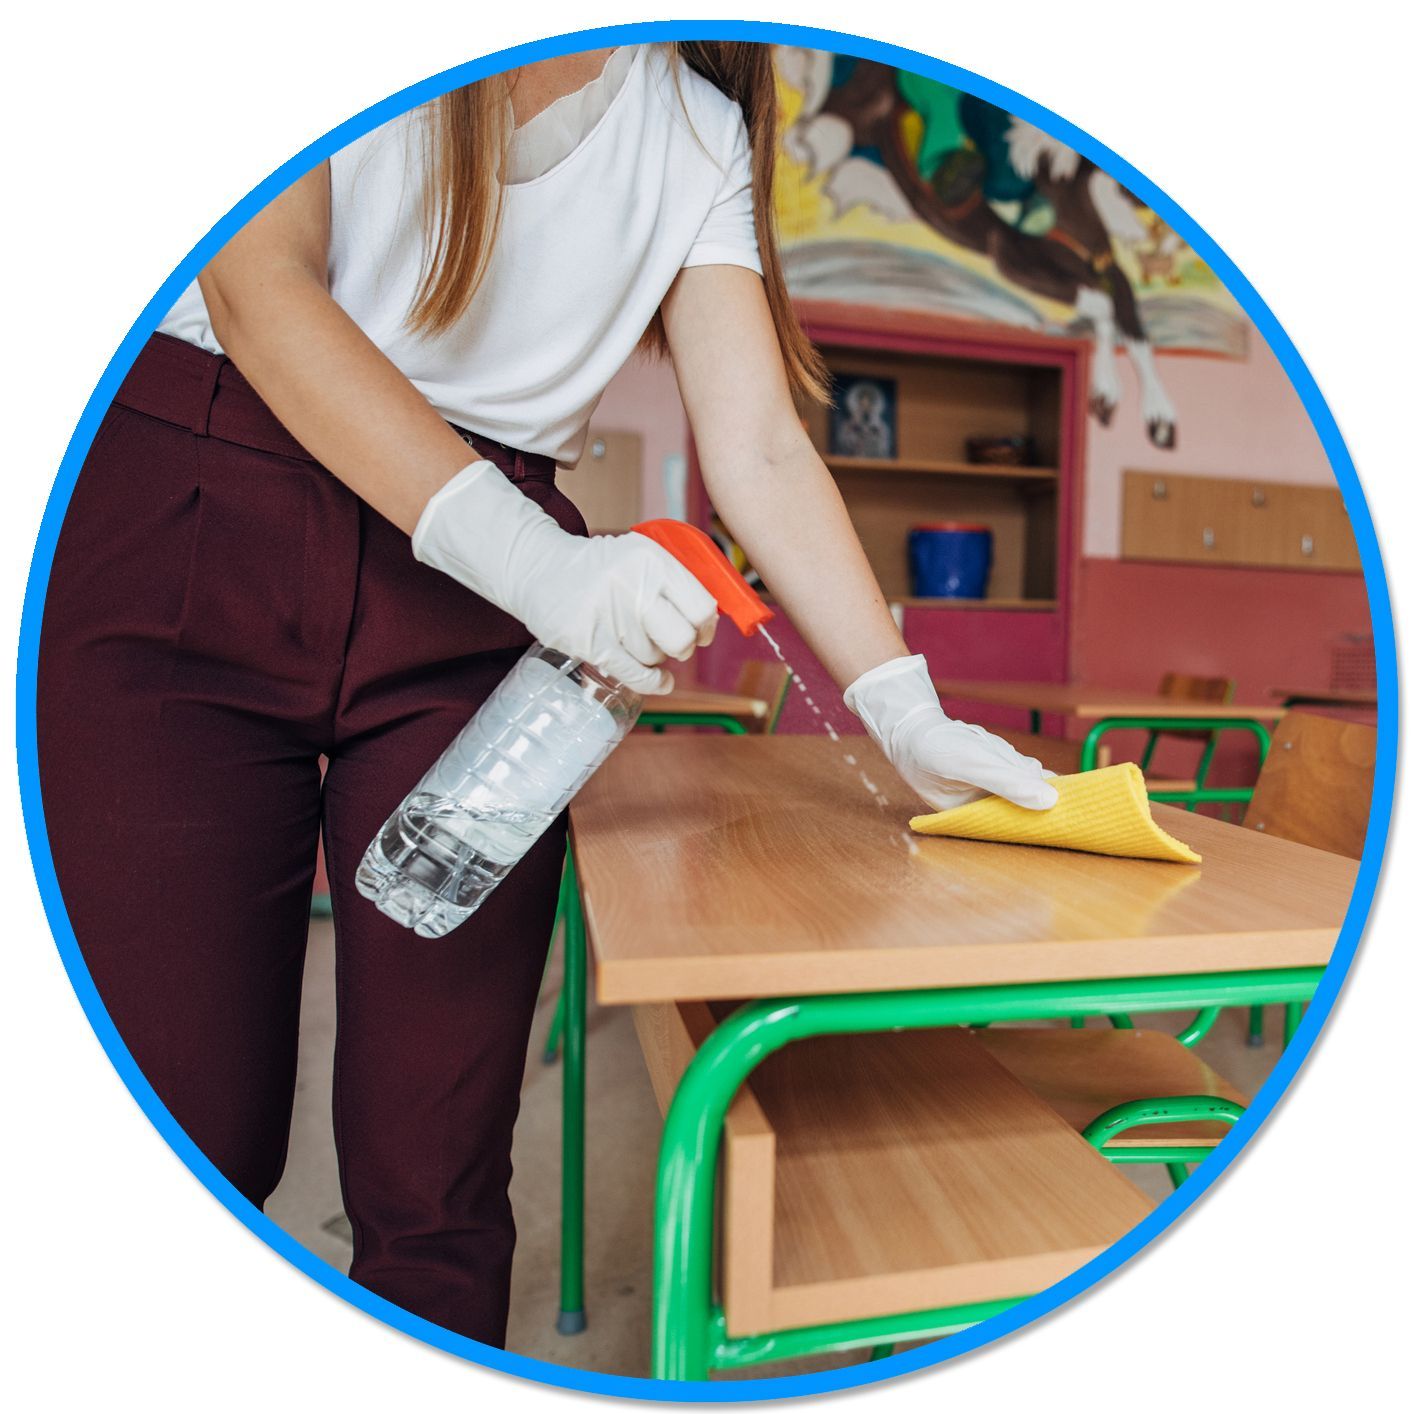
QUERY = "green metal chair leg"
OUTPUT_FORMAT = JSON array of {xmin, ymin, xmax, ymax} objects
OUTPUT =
[
  {"xmin": 1189, "ymin": 732, "xmax": 1222, "ymax": 814},
  {"xmin": 1166, "ymin": 1163, "xmax": 1191, "ymax": 1189},
  {"xmin": 557, "ymin": 851, "xmax": 588, "ymax": 1336},
  {"xmin": 1248, "ymin": 1004, "xmax": 1265, "ymax": 1048},
  {"xmin": 1283, "ymin": 1001, "xmax": 1303, "ymax": 1046},
  {"xmin": 1081, "ymin": 717, "xmax": 1272, "ymax": 811},
  {"xmin": 868, "ymin": 1343, "xmax": 895, "ymax": 1361},
  {"xmin": 1174, "ymin": 1006, "xmax": 1223, "ymax": 1048}
]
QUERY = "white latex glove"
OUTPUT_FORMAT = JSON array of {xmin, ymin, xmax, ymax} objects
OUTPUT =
[
  {"xmin": 412, "ymin": 461, "xmax": 717, "ymax": 694},
  {"xmin": 844, "ymin": 654, "xmax": 1058, "ymax": 812}
]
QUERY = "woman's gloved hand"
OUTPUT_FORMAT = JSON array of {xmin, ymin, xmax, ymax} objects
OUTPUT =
[
  {"xmin": 412, "ymin": 461, "xmax": 717, "ymax": 694},
  {"xmin": 844, "ymin": 654, "xmax": 1058, "ymax": 813}
]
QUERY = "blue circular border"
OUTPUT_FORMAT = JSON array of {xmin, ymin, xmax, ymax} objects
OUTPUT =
[{"xmin": 14, "ymin": 18, "xmax": 1397, "ymax": 1402}]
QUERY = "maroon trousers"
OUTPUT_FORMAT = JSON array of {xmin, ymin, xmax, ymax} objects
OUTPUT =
[{"xmin": 36, "ymin": 334, "xmax": 584, "ymax": 1345}]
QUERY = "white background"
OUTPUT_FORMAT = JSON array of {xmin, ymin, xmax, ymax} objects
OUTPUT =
[{"xmin": 2, "ymin": 3, "xmax": 1409, "ymax": 1407}]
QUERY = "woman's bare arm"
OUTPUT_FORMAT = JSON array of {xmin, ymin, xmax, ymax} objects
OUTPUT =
[
  {"xmin": 660, "ymin": 263, "xmax": 909, "ymax": 688},
  {"xmin": 198, "ymin": 164, "xmax": 473, "ymax": 534}
]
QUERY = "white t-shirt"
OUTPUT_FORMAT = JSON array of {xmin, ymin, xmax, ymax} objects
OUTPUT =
[{"xmin": 159, "ymin": 43, "xmax": 762, "ymax": 465}]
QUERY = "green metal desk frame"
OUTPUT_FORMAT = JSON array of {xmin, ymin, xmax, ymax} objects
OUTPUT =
[{"xmin": 555, "ymin": 848, "xmax": 1322, "ymax": 1380}]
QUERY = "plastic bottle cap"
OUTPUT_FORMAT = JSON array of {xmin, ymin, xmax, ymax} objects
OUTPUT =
[{"xmin": 632, "ymin": 519, "xmax": 774, "ymax": 637}]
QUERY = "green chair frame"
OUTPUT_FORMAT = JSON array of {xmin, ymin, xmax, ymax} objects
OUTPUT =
[
  {"xmin": 1079, "ymin": 716, "xmax": 1274, "ymax": 811},
  {"xmin": 864, "ymin": 1094, "xmax": 1246, "ymax": 1362}
]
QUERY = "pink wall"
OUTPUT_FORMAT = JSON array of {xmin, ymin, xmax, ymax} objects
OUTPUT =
[
  {"xmin": 595, "ymin": 315, "xmax": 1340, "ymax": 565},
  {"xmin": 1070, "ymin": 557, "xmax": 1372, "ymax": 784},
  {"xmin": 1083, "ymin": 323, "xmax": 1335, "ymax": 557},
  {"xmin": 591, "ymin": 353, "xmax": 687, "ymax": 520},
  {"xmin": 596, "ymin": 314, "xmax": 1374, "ymax": 783}
]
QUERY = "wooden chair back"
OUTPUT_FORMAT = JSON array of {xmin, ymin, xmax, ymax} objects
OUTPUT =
[
  {"xmin": 1156, "ymin": 672, "xmax": 1234, "ymax": 744},
  {"xmin": 734, "ymin": 660, "xmax": 792, "ymax": 735},
  {"xmin": 1242, "ymin": 711, "xmax": 1377, "ymax": 859}
]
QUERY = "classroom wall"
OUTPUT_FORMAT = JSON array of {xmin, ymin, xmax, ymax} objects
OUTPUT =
[
  {"xmin": 594, "ymin": 316, "xmax": 1342, "ymax": 565},
  {"xmin": 1071, "ymin": 313, "xmax": 1369, "ymax": 783},
  {"xmin": 596, "ymin": 315, "xmax": 1373, "ymax": 778},
  {"xmin": 1082, "ymin": 324, "xmax": 1336, "ymax": 558},
  {"xmin": 1070, "ymin": 557, "xmax": 1371, "ymax": 784},
  {"xmin": 590, "ymin": 354, "xmax": 687, "ymax": 521}
]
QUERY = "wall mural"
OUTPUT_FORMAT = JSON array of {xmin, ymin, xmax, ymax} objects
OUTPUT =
[{"xmin": 774, "ymin": 49, "xmax": 1248, "ymax": 450}]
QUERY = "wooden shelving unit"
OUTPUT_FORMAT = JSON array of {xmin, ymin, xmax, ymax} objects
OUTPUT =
[
  {"xmin": 823, "ymin": 455, "xmax": 1060, "ymax": 483},
  {"xmin": 690, "ymin": 303, "xmax": 1086, "ymax": 698},
  {"xmin": 800, "ymin": 336, "xmax": 1067, "ymax": 605}
]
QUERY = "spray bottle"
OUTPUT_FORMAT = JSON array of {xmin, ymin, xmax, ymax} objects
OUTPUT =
[{"xmin": 356, "ymin": 520, "xmax": 772, "ymax": 937}]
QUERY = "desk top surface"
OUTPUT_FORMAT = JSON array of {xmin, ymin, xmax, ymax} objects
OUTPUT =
[
  {"xmin": 933, "ymin": 679, "xmax": 1289, "ymax": 720},
  {"xmin": 1269, "ymin": 686, "xmax": 1379, "ymax": 708},
  {"xmin": 570, "ymin": 737, "xmax": 1355, "ymax": 1005}
]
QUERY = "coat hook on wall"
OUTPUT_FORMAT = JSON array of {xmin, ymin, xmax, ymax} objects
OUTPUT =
[
  {"xmin": 1251, "ymin": 488, "xmax": 1267, "ymax": 507},
  {"xmin": 1202, "ymin": 527, "xmax": 1216, "ymax": 550},
  {"xmin": 1301, "ymin": 534, "xmax": 1315, "ymax": 557},
  {"xmin": 1152, "ymin": 479, "xmax": 1168, "ymax": 500}
]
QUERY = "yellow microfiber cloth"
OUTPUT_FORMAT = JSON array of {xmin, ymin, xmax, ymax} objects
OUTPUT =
[{"xmin": 909, "ymin": 762, "xmax": 1202, "ymax": 864}]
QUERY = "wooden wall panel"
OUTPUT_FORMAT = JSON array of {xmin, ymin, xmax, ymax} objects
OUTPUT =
[
  {"xmin": 557, "ymin": 429, "xmax": 643, "ymax": 533},
  {"xmin": 1122, "ymin": 470, "xmax": 1359, "ymax": 572}
]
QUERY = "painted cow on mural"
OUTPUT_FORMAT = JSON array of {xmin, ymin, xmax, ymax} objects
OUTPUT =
[{"xmin": 779, "ymin": 50, "xmax": 1180, "ymax": 449}]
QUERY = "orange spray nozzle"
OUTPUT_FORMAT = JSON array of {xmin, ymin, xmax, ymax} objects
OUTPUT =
[{"xmin": 631, "ymin": 519, "xmax": 774, "ymax": 638}]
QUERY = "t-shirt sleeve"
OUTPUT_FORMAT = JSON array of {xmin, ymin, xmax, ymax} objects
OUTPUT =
[{"xmin": 682, "ymin": 110, "xmax": 763, "ymax": 275}]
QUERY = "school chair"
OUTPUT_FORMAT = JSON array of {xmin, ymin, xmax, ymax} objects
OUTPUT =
[
  {"xmin": 1139, "ymin": 672, "xmax": 1236, "ymax": 809},
  {"xmin": 1242, "ymin": 711, "xmax": 1376, "ymax": 1045},
  {"xmin": 731, "ymin": 659, "xmax": 793, "ymax": 735},
  {"xmin": 856, "ymin": 1021, "xmax": 1253, "ymax": 1365},
  {"xmin": 974, "ymin": 1026, "xmax": 1247, "ymax": 1189}
]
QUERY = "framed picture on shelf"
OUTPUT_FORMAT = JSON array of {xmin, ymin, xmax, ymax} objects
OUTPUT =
[{"xmin": 829, "ymin": 374, "xmax": 897, "ymax": 459}]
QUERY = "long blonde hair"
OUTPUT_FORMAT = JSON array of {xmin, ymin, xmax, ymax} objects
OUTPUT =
[{"xmin": 409, "ymin": 41, "xmax": 828, "ymax": 404}]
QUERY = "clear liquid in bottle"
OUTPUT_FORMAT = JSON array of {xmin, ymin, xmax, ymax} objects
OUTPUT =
[{"xmin": 356, "ymin": 645, "xmax": 640, "ymax": 937}]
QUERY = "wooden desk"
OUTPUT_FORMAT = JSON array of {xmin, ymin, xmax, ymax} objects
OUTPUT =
[
  {"xmin": 933, "ymin": 678, "xmax": 1289, "ymax": 723},
  {"xmin": 1270, "ymin": 686, "xmax": 1379, "ymax": 710},
  {"xmin": 573, "ymin": 738, "xmax": 1350, "ymax": 1006},
  {"xmin": 563, "ymin": 737, "xmax": 1353, "ymax": 1375}
]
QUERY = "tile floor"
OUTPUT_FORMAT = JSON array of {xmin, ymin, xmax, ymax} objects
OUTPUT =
[{"xmin": 265, "ymin": 915, "xmax": 1292, "ymax": 1381}]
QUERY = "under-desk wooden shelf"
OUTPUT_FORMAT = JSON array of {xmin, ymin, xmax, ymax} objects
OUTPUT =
[{"xmin": 636, "ymin": 999, "xmax": 1154, "ymax": 1336}]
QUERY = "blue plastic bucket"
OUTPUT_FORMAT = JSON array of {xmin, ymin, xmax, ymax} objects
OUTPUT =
[{"xmin": 908, "ymin": 522, "xmax": 993, "ymax": 598}]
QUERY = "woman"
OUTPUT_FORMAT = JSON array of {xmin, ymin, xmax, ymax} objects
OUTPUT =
[{"xmin": 37, "ymin": 42, "xmax": 1055, "ymax": 1346}]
